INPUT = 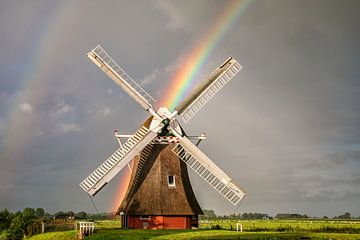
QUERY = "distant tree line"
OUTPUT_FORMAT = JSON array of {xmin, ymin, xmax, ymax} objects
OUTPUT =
[
  {"xmin": 201, "ymin": 209, "xmax": 270, "ymax": 220},
  {"xmin": 0, "ymin": 208, "xmax": 117, "ymax": 240},
  {"xmin": 333, "ymin": 212, "xmax": 352, "ymax": 219},
  {"xmin": 200, "ymin": 209, "xmax": 357, "ymax": 221},
  {"xmin": 275, "ymin": 213, "xmax": 308, "ymax": 219}
]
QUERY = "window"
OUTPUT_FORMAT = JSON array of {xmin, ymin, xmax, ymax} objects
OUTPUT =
[
  {"xmin": 140, "ymin": 215, "xmax": 150, "ymax": 220},
  {"xmin": 168, "ymin": 175, "xmax": 175, "ymax": 187}
]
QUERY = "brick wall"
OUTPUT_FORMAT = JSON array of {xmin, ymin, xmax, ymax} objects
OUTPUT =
[{"xmin": 127, "ymin": 215, "xmax": 194, "ymax": 229}]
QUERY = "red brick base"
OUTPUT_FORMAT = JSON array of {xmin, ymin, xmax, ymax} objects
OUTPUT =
[{"xmin": 121, "ymin": 215, "xmax": 198, "ymax": 229}]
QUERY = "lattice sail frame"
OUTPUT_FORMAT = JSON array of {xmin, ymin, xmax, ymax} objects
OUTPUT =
[
  {"xmin": 172, "ymin": 136, "xmax": 246, "ymax": 205},
  {"xmin": 88, "ymin": 45, "xmax": 156, "ymax": 110},
  {"xmin": 176, "ymin": 57, "xmax": 242, "ymax": 123},
  {"xmin": 80, "ymin": 125, "xmax": 159, "ymax": 196}
]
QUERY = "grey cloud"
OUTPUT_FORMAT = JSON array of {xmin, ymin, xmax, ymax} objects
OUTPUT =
[
  {"xmin": 0, "ymin": 0, "xmax": 359, "ymax": 218},
  {"xmin": 326, "ymin": 151, "xmax": 360, "ymax": 165}
]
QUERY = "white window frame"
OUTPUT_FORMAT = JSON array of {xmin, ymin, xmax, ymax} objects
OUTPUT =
[
  {"xmin": 140, "ymin": 215, "xmax": 151, "ymax": 220},
  {"xmin": 168, "ymin": 175, "xmax": 176, "ymax": 187}
]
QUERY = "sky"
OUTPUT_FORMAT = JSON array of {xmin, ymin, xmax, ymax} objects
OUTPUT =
[{"xmin": 0, "ymin": 0, "xmax": 359, "ymax": 218}]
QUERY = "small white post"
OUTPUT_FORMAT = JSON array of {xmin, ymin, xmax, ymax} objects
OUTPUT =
[{"xmin": 236, "ymin": 222, "xmax": 243, "ymax": 232}]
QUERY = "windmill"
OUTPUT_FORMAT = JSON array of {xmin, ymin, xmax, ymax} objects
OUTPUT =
[{"xmin": 80, "ymin": 45, "xmax": 246, "ymax": 229}]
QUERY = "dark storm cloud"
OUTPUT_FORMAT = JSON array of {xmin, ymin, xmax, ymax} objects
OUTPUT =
[
  {"xmin": 327, "ymin": 151, "xmax": 360, "ymax": 165},
  {"xmin": 0, "ymin": 0, "xmax": 359, "ymax": 217}
]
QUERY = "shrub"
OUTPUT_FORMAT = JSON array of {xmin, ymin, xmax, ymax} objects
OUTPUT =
[
  {"xmin": 212, "ymin": 224, "xmax": 222, "ymax": 230},
  {"xmin": 7, "ymin": 215, "xmax": 26, "ymax": 240}
]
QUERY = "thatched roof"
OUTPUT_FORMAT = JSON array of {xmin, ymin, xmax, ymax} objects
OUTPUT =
[{"xmin": 117, "ymin": 143, "xmax": 203, "ymax": 216}]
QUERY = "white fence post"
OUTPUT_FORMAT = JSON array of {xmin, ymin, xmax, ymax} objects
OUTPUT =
[{"xmin": 236, "ymin": 222, "xmax": 243, "ymax": 232}]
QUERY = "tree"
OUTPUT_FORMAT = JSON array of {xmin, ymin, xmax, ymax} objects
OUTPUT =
[
  {"xmin": 0, "ymin": 209, "xmax": 13, "ymax": 231},
  {"xmin": 242, "ymin": 212, "xmax": 268, "ymax": 219},
  {"xmin": 6, "ymin": 208, "xmax": 38, "ymax": 240},
  {"xmin": 7, "ymin": 214, "xmax": 27, "ymax": 240},
  {"xmin": 336, "ymin": 212, "xmax": 351, "ymax": 219},
  {"xmin": 35, "ymin": 208, "xmax": 45, "ymax": 218},
  {"xmin": 202, "ymin": 209, "xmax": 217, "ymax": 219},
  {"xmin": 22, "ymin": 208, "xmax": 35, "ymax": 220},
  {"xmin": 54, "ymin": 211, "xmax": 65, "ymax": 218},
  {"xmin": 76, "ymin": 211, "xmax": 87, "ymax": 219},
  {"xmin": 66, "ymin": 211, "xmax": 75, "ymax": 217}
]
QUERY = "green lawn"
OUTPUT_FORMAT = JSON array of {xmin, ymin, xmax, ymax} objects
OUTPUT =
[
  {"xmin": 25, "ymin": 230, "xmax": 77, "ymax": 240},
  {"xmin": 25, "ymin": 219, "xmax": 360, "ymax": 240},
  {"xmin": 93, "ymin": 220, "xmax": 121, "ymax": 229},
  {"xmin": 90, "ymin": 219, "xmax": 360, "ymax": 233},
  {"xmin": 24, "ymin": 229, "xmax": 360, "ymax": 240},
  {"xmin": 200, "ymin": 219, "xmax": 360, "ymax": 233},
  {"xmin": 84, "ymin": 229, "xmax": 360, "ymax": 240}
]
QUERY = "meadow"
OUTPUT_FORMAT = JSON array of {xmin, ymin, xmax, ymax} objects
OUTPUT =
[
  {"xmin": 24, "ymin": 219, "xmax": 360, "ymax": 240},
  {"xmin": 201, "ymin": 219, "xmax": 360, "ymax": 233}
]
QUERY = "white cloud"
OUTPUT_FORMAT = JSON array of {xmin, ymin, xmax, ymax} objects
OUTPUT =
[
  {"xmin": 154, "ymin": 0, "xmax": 186, "ymax": 31},
  {"xmin": 141, "ymin": 69, "xmax": 160, "ymax": 86},
  {"xmin": 140, "ymin": 61, "xmax": 177, "ymax": 86},
  {"xmin": 57, "ymin": 123, "xmax": 82, "ymax": 134},
  {"xmin": 102, "ymin": 106, "xmax": 111, "ymax": 118},
  {"xmin": 54, "ymin": 100, "xmax": 75, "ymax": 116},
  {"xmin": 19, "ymin": 102, "xmax": 33, "ymax": 113},
  {"xmin": 107, "ymin": 88, "xmax": 113, "ymax": 96}
]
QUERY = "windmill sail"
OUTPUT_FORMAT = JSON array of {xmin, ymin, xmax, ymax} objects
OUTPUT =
[
  {"xmin": 172, "ymin": 136, "xmax": 246, "ymax": 205},
  {"xmin": 80, "ymin": 125, "xmax": 159, "ymax": 196},
  {"xmin": 175, "ymin": 57, "xmax": 242, "ymax": 123},
  {"xmin": 87, "ymin": 45, "xmax": 156, "ymax": 111}
]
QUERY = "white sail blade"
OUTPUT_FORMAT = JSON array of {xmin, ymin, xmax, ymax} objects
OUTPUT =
[
  {"xmin": 172, "ymin": 136, "xmax": 246, "ymax": 205},
  {"xmin": 80, "ymin": 125, "xmax": 158, "ymax": 196},
  {"xmin": 175, "ymin": 57, "xmax": 242, "ymax": 123},
  {"xmin": 87, "ymin": 45, "xmax": 156, "ymax": 111}
]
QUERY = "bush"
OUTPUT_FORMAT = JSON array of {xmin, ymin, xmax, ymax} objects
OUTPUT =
[
  {"xmin": 212, "ymin": 224, "xmax": 222, "ymax": 230},
  {"xmin": 1, "ymin": 231, "xmax": 9, "ymax": 240},
  {"xmin": 0, "ymin": 209, "xmax": 13, "ymax": 231},
  {"xmin": 7, "ymin": 215, "xmax": 26, "ymax": 240},
  {"xmin": 6, "ymin": 209, "xmax": 36, "ymax": 240}
]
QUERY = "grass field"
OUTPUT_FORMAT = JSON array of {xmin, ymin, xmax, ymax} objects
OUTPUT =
[
  {"xmin": 25, "ymin": 230, "xmax": 77, "ymax": 240},
  {"xmin": 25, "ymin": 219, "xmax": 360, "ymax": 240},
  {"xmin": 26, "ymin": 229, "xmax": 360, "ymax": 240},
  {"xmin": 201, "ymin": 219, "xmax": 360, "ymax": 233}
]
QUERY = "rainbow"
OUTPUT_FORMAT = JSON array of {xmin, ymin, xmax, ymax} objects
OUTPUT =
[
  {"xmin": 161, "ymin": 0, "xmax": 252, "ymax": 111},
  {"xmin": 113, "ymin": 1, "xmax": 252, "ymax": 210},
  {"xmin": 2, "ymin": 2, "xmax": 69, "ymax": 162}
]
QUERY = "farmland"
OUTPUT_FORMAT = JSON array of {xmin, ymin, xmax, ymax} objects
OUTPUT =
[{"xmin": 24, "ymin": 219, "xmax": 360, "ymax": 240}]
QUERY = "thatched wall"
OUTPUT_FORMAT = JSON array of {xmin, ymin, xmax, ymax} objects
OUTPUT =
[{"xmin": 117, "ymin": 144, "xmax": 203, "ymax": 216}]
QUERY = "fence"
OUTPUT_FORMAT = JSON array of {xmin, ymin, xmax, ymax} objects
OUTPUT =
[
  {"xmin": 78, "ymin": 221, "xmax": 95, "ymax": 239},
  {"xmin": 26, "ymin": 219, "xmax": 76, "ymax": 237}
]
